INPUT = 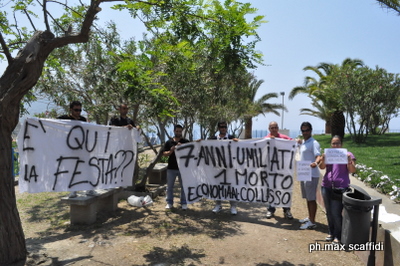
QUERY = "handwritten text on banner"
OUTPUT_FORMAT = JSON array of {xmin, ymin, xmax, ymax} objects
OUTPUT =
[
  {"xmin": 17, "ymin": 118, "xmax": 139, "ymax": 193},
  {"xmin": 175, "ymin": 138, "xmax": 297, "ymax": 206}
]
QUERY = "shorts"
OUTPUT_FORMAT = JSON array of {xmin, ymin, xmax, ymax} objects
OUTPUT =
[{"xmin": 301, "ymin": 178, "xmax": 319, "ymax": 201}]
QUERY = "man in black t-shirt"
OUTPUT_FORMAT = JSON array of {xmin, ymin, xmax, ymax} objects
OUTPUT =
[
  {"xmin": 163, "ymin": 125, "xmax": 190, "ymax": 210},
  {"xmin": 109, "ymin": 103, "xmax": 141, "ymax": 190},
  {"xmin": 57, "ymin": 101, "xmax": 90, "ymax": 198},
  {"xmin": 109, "ymin": 103, "xmax": 139, "ymax": 129},
  {"xmin": 57, "ymin": 101, "xmax": 87, "ymax": 122}
]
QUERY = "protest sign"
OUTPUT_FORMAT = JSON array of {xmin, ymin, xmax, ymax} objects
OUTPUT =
[
  {"xmin": 324, "ymin": 148, "xmax": 348, "ymax": 164},
  {"xmin": 17, "ymin": 118, "xmax": 139, "ymax": 193},
  {"xmin": 296, "ymin": 161, "xmax": 312, "ymax": 181},
  {"xmin": 175, "ymin": 138, "xmax": 297, "ymax": 207}
]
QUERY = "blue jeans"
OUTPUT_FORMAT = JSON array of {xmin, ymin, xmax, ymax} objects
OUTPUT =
[
  {"xmin": 166, "ymin": 169, "xmax": 187, "ymax": 205},
  {"xmin": 321, "ymin": 186, "xmax": 344, "ymax": 240}
]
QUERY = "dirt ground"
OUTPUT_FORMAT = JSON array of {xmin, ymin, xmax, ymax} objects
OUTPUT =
[{"xmin": 13, "ymin": 178, "xmax": 365, "ymax": 266}]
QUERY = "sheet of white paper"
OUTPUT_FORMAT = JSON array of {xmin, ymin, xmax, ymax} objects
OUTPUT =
[
  {"xmin": 296, "ymin": 161, "xmax": 312, "ymax": 181},
  {"xmin": 324, "ymin": 148, "xmax": 348, "ymax": 164}
]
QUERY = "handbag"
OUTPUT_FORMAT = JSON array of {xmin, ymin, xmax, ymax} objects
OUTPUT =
[{"xmin": 331, "ymin": 187, "xmax": 349, "ymax": 201}]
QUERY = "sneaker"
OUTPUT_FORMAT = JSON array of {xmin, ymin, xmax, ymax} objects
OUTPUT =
[
  {"xmin": 325, "ymin": 235, "xmax": 334, "ymax": 242},
  {"xmin": 68, "ymin": 191, "xmax": 77, "ymax": 198},
  {"xmin": 230, "ymin": 206, "xmax": 237, "ymax": 215},
  {"xmin": 266, "ymin": 211, "xmax": 274, "ymax": 219},
  {"xmin": 165, "ymin": 203, "xmax": 173, "ymax": 209},
  {"xmin": 212, "ymin": 205, "xmax": 222, "ymax": 213},
  {"xmin": 181, "ymin": 204, "xmax": 188, "ymax": 210},
  {"xmin": 299, "ymin": 217, "xmax": 309, "ymax": 223},
  {"xmin": 283, "ymin": 209, "xmax": 293, "ymax": 219},
  {"xmin": 299, "ymin": 220, "xmax": 316, "ymax": 230}
]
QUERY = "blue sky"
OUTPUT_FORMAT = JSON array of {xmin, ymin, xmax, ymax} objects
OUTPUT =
[{"xmin": 2, "ymin": 0, "xmax": 400, "ymax": 135}]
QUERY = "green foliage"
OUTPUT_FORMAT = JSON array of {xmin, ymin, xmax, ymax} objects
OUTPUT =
[
  {"xmin": 31, "ymin": 0, "xmax": 266, "ymax": 139},
  {"xmin": 240, "ymin": 73, "xmax": 283, "ymax": 138},
  {"xmin": 33, "ymin": 108, "xmax": 60, "ymax": 119},
  {"xmin": 329, "ymin": 66, "xmax": 400, "ymax": 142},
  {"xmin": 12, "ymin": 145, "xmax": 19, "ymax": 177},
  {"xmin": 138, "ymin": 153, "xmax": 151, "ymax": 168},
  {"xmin": 35, "ymin": 22, "xmax": 136, "ymax": 124},
  {"xmin": 292, "ymin": 58, "xmax": 400, "ymax": 143},
  {"xmin": 377, "ymin": 0, "xmax": 400, "ymax": 15},
  {"xmin": 290, "ymin": 58, "xmax": 365, "ymax": 129},
  {"xmin": 159, "ymin": 155, "xmax": 169, "ymax": 164}
]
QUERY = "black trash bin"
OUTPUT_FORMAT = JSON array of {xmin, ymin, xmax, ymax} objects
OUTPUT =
[{"xmin": 341, "ymin": 184, "xmax": 382, "ymax": 248}]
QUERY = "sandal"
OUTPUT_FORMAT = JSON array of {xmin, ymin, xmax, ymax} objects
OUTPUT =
[{"xmin": 325, "ymin": 235, "xmax": 333, "ymax": 242}]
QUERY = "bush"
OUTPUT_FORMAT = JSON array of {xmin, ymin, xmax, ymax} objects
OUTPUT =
[{"xmin": 354, "ymin": 163, "xmax": 400, "ymax": 202}]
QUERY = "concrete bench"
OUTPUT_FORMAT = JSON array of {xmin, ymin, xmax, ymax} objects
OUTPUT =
[
  {"xmin": 61, "ymin": 188, "xmax": 121, "ymax": 225},
  {"xmin": 148, "ymin": 163, "xmax": 168, "ymax": 184}
]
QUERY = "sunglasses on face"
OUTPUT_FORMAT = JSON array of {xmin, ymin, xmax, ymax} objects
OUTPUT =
[
  {"xmin": 73, "ymin": 109, "xmax": 82, "ymax": 112},
  {"xmin": 219, "ymin": 126, "xmax": 227, "ymax": 128},
  {"xmin": 301, "ymin": 129, "xmax": 311, "ymax": 132}
]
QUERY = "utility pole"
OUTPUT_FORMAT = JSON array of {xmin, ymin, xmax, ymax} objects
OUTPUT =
[{"xmin": 280, "ymin": 92, "xmax": 285, "ymax": 129}]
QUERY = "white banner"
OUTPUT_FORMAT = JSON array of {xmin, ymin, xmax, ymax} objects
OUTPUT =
[
  {"xmin": 175, "ymin": 138, "xmax": 297, "ymax": 206},
  {"xmin": 17, "ymin": 118, "xmax": 139, "ymax": 193}
]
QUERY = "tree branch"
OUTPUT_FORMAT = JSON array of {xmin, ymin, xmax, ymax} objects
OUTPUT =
[
  {"xmin": 43, "ymin": 0, "xmax": 50, "ymax": 31},
  {"xmin": 23, "ymin": 9, "xmax": 37, "ymax": 31},
  {"xmin": 45, "ymin": 0, "xmax": 103, "ymax": 47},
  {"xmin": 0, "ymin": 32, "xmax": 13, "ymax": 64},
  {"xmin": 13, "ymin": 11, "xmax": 24, "ymax": 42},
  {"xmin": 36, "ymin": 0, "xmax": 78, "ymax": 35}
]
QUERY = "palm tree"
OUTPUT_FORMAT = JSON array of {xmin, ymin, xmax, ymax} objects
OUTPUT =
[
  {"xmin": 289, "ymin": 58, "xmax": 364, "ymax": 138},
  {"xmin": 242, "ymin": 74, "xmax": 284, "ymax": 139},
  {"xmin": 377, "ymin": 0, "xmax": 400, "ymax": 14},
  {"xmin": 299, "ymin": 99, "xmax": 332, "ymax": 134}
]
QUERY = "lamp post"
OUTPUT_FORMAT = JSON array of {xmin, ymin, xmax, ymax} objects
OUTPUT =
[{"xmin": 280, "ymin": 92, "xmax": 285, "ymax": 129}]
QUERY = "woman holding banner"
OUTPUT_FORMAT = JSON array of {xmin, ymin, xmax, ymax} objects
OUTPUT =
[{"xmin": 319, "ymin": 135, "xmax": 356, "ymax": 245}]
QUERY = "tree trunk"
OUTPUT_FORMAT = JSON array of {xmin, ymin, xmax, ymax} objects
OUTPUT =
[
  {"xmin": 0, "ymin": 31, "xmax": 54, "ymax": 265},
  {"xmin": 325, "ymin": 120, "xmax": 331, "ymax": 134},
  {"xmin": 244, "ymin": 116, "xmax": 252, "ymax": 139},
  {"xmin": 331, "ymin": 110, "xmax": 345, "ymax": 139},
  {"xmin": 0, "ymin": 123, "xmax": 27, "ymax": 264},
  {"xmin": 0, "ymin": 2, "xmax": 102, "ymax": 263}
]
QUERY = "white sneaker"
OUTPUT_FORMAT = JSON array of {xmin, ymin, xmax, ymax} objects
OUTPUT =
[
  {"xmin": 299, "ymin": 217, "xmax": 309, "ymax": 223},
  {"xmin": 165, "ymin": 203, "xmax": 173, "ymax": 209},
  {"xmin": 299, "ymin": 220, "xmax": 316, "ymax": 230},
  {"xmin": 68, "ymin": 191, "xmax": 77, "ymax": 198},
  {"xmin": 212, "ymin": 205, "xmax": 222, "ymax": 213},
  {"xmin": 181, "ymin": 204, "xmax": 188, "ymax": 210},
  {"xmin": 230, "ymin": 206, "xmax": 237, "ymax": 215}
]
